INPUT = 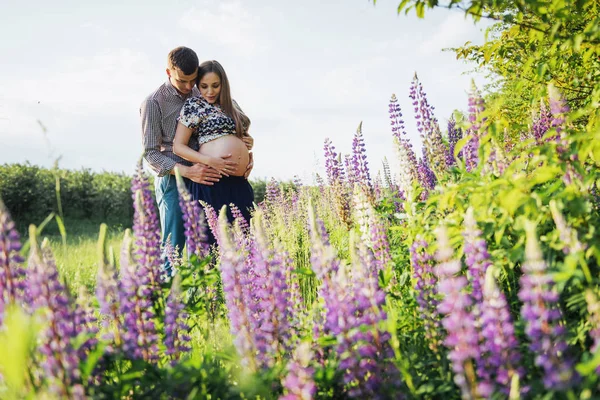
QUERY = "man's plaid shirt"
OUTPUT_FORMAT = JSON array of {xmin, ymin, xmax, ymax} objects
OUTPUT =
[{"xmin": 140, "ymin": 79, "xmax": 201, "ymax": 176}]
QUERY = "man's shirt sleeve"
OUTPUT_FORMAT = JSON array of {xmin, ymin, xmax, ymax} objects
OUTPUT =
[{"xmin": 141, "ymin": 98, "xmax": 176, "ymax": 177}]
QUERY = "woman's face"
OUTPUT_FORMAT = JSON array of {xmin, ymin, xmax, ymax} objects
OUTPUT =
[{"xmin": 199, "ymin": 72, "xmax": 221, "ymax": 104}]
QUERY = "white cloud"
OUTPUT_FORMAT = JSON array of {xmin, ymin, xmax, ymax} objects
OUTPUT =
[
  {"xmin": 419, "ymin": 13, "xmax": 481, "ymax": 56},
  {"xmin": 178, "ymin": 1, "xmax": 267, "ymax": 56}
]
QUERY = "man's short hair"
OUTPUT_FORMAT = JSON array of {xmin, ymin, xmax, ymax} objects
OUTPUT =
[{"xmin": 167, "ymin": 47, "xmax": 199, "ymax": 75}]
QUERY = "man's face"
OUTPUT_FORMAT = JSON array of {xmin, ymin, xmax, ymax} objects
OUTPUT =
[{"xmin": 166, "ymin": 67, "xmax": 198, "ymax": 95}]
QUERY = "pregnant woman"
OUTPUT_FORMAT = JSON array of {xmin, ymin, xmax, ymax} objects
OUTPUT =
[{"xmin": 173, "ymin": 60, "xmax": 254, "ymax": 237}]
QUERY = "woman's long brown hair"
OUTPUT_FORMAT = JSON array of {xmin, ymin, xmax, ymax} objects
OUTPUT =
[{"xmin": 197, "ymin": 60, "xmax": 250, "ymax": 138}]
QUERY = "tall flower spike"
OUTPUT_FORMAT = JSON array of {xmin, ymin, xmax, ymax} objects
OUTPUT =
[
  {"xmin": 96, "ymin": 224, "xmax": 123, "ymax": 347},
  {"xmin": 410, "ymin": 237, "xmax": 442, "ymax": 352},
  {"xmin": 464, "ymin": 81, "xmax": 485, "ymax": 172},
  {"xmin": 176, "ymin": 170, "xmax": 209, "ymax": 258},
  {"xmin": 218, "ymin": 206, "xmax": 257, "ymax": 370},
  {"xmin": 389, "ymin": 94, "xmax": 418, "ymax": 195},
  {"xmin": 435, "ymin": 226, "xmax": 480, "ymax": 400},
  {"xmin": 478, "ymin": 268, "xmax": 522, "ymax": 397},
  {"xmin": 351, "ymin": 122, "xmax": 371, "ymax": 187},
  {"xmin": 447, "ymin": 117, "xmax": 462, "ymax": 166},
  {"xmin": 118, "ymin": 229, "xmax": 159, "ymax": 363},
  {"xmin": 164, "ymin": 274, "xmax": 192, "ymax": 363},
  {"xmin": 280, "ymin": 342, "xmax": 317, "ymax": 400},
  {"xmin": 463, "ymin": 207, "xmax": 491, "ymax": 305},
  {"xmin": 131, "ymin": 161, "xmax": 163, "ymax": 289},
  {"xmin": 27, "ymin": 230, "xmax": 86, "ymax": 399},
  {"xmin": 518, "ymin": 222, "xmax": 578, "ymax": 390},
  {"xmin": 0, "ymin": 200, "xmax": 26, "ymax": 327},
  {"xmin": 531, "ymin": 99, "xmax": 551, "ymax": 142},
  {"xmin": 409, "ymin": 73, "xmax": 448, "ymax": 175},
  {"xmin": 200, "ymin": 200, "xmax": 220, "ymax": 248},
  {"xmin": 266, "ymin": 177, "xmax": 282, "ymax": 205},
  {"xmin": 323, "ymin": 138, "xmax": 345, "ymax": 186}
]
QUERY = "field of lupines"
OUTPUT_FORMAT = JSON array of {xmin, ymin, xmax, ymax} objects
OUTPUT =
[
  {"xmin": 1, "ymin": 67, "xmax": 600, "ymax": 399},
  {"xmin": 2, "ymin": 0, "xmax": 600, "ymax": 396}
]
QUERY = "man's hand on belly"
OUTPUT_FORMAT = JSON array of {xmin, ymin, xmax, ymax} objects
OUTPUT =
[
  {"xmin": 244, "ymin": 152, "xmax": 254, "ymax": 179},
  {"xmin": 187, "ymin": 163, "xmax": 221, "ymax": 185},
  {"xmin": 242, "ymin": 135, "xmax": 254, "ymax": 150}
]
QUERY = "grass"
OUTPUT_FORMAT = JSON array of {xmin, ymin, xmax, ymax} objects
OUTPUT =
[{"xmin": 21, "ymin": 217, "xmax": 128, "ymax": 294}]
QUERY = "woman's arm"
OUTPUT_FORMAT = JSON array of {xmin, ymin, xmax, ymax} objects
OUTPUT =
[{"xmin": 173, "ymin": 122, "xmax": 239, "ymax": 176}]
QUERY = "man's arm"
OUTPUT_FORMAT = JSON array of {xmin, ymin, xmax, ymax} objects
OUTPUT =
[
  {"xmin": 141, "ymin": 98, "xmax": 177, "ymax": 177},
  {"xmin": 174, "ymin": 163, "xmax": 221, "ymax": 185}
]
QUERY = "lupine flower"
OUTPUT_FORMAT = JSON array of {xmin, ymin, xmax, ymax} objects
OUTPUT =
[
  {"xmin": 266, "ymin": 177, "xmax": 282, "ymax": 205},
  {"xmin": 382, "ymin": 157, "xmax": 394, "ymax": 189},
  {"xmin": 409, "ymin": 74, "xmax": 448, "ymax": 175},
  {"xmin": 478, "ymin": 268, "xmax": 523, "ymax": 397},
  {"xmin": 0, "ymin": 200, "xmax": 26, "ymax": 327},
  {"xmin": 164, "ymin": 274, "xmax": 191, "ymax": 363},
  {"xmin": 96, "ymin": 253, "xmax": 123, "ymax": 347},
  {"xmin": 463, "ymin": 208, "xmax": 491, "ymax": 305},
  {"xmin": 118, "ymin": 230, "xmax": 159, "ymax": 363},
  {"xmin": 410, "ymin": 237, "xmax": 442, "ymax": 352},
  {"xmin": 389, "ymin": 94, "xmax": 418, "ymax": 195},
  {"xmin": 131, "ymin": 162, "xmax": 163, "ymax": 289},
  {"xmin": 353, "ymin": 185, "xmax": 391, "ymax": 272},
  {"xmin": 531, "ymin": 99, "xmax": 551, "ymax": 142},
  {"xmin": 323, "ymin": 138, "xmax": 345, "ymax": 186},
  {"xmin": 464, "ymin": 82, "xmax": 485, "ymax": 172},
  {"xmin": 351, "ymin": 123, "xmax": 371, "ymax": 187},
  {"xmin": 280, "ymin": 342, "xmax": 317, "ymax": 400},
  {"xmin": 308, "ymin": 205, "xmax": 401, "ymax": 397},
  {"xmin": 447, "ymin": 117, "xmax": 462, "ymax": 166},
  {"xmin": 518, "ymin": 222, "xmax": 578, "ymax": 390},
  {"xmin": 435, "ymin": 226, "xmax": 480, "ymax": 400},
  {"xmin": 218, "ymin": 208, "xmax": 257, "ymax": 370},
  {"xmin": 417, "ymin": 158, "xmax": 436, "ymax": 200},
  {"xmin": 73, "ymin": 287, "xmax": 100, "ymax": 377},
  {"xmin": 176, "ymin": 173, "xmax": 209, "ymax": 258},
  {"xmin": 249, "ymin": 212, "xmax": 295, "ymax": 368},
  {"xmin": 27, "ymin": 233, "xmax": 86, "ymax": 399},
  {"xmin": 200, "ymin": 201, "xmax": 221, "ymax": 248},
  {"xmin": 548, "ymin": 85, "xmax": 569, "ymax": 138},
  {"xmin": 292, "ymin": 175, "xmax": 303, "ymax": 207}
]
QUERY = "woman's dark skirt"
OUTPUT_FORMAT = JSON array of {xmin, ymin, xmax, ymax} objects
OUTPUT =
[{"xmin": 187, "ymin": 175, "xmax": 254, "ymax": 246}]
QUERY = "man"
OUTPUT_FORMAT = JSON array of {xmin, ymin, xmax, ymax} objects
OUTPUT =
[{"xmin": 141, "ymin": 46, "xmax": 221, "ymax": 274}]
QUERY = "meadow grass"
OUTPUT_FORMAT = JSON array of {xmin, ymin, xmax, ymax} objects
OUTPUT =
[{"xmin": 28, "ymin": 218, "xmax": 127, "ymax": 294}]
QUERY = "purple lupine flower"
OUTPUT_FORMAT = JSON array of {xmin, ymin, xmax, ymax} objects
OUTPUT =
[
  {"xmin": 410, "ymin": 237, "xmax": 442, "ymax": 352},
  {"xmin": 249, "ymin": 212, "xmax": 295, "ymax": 369},
  {"xmin": 478, "ymin": 268, "xmax": 523, "ymax": 397},
  {"xmin": 531, "ymin": 99, "xmax": 551, "ymax": 142},
  {"xmin": 164, "ymin": 275, "xmax": 192, "ymax": 363},
  {"xmin": 308, "ymin": 205, "xmax": 401, "ymax": 397},
  {"xmin": 26, "ymin": 234, "xmax": 86, "ymax": 399},
  {"xmin": 266, "ymin": 177, "xmax": 282, "ymax": 205},
  {"xmin": 280, "ymin": 342, "xmax": 317, "ymax": 400},
  {"xmin": 435, "ymin": 226, "xmax": 480, "ymax": 400},
  {"xmin": 417, "ymin": 158, "xmax": 436, "ymax": 200},
  {"xmin": 351, "ymin": 124, "xmax": 371, "ymax": 187},
  {"xmin": 463, "ymin": 208, "xmax": 491, "ymax": 305},
  {"xmin": 96, "ymin": 254, "xmax": 123, "ymax": 347},
  {"xmin": 447, "ymin": 117, "xmax": 462, "ymax": 166},
  {"xmin": 548, "ymin": 85, "xmax": 569, "ymax": 139},
  {"xmin": 389, "ymin": 94, "xmax": 418, "ymax": 194},
  {"xmin": 73, "ymin": 286, "xmax": 100, "ymax": 381},
  {"xmin": 518, "ymin": 223, "xmax": 578, "ymax": 390},
  {"xmin": 200, "ymin": 200, "xmax": 221, "ymax": 248},
  {"xmin": 118, "ymin": 230, "xmax": 159, "ymax": 363},
  {"xmin": 0, "ymin": 200, "xmax": 26, "ymax": 327},
  {"xmin": 218, "ymin": 208, "xmax": 257, "ymax": 370},
  {"xmin": 292, "ymin": 175, "xmax": 303, "ymax": 208},
  {"xmin": 464, "ymin": 82, "xmax": 485, "ymax": 172},
  {"xmin": 131, "ymin": 162, "xmax": 163, "ymax": 290},
  {"xmin": 176, "ymin": 174, "xmax": 209, "ymax": 258},
  {"xmin": 353, "ymin": 185, "xmax": 391, "ymax": 272},
  {"xmin": 409, "ymin": 74, "xmax": 448, "ymax": 175},
  {"xmin": 323, "ymin": 138, "xmax": 345, "ymax": 186}
]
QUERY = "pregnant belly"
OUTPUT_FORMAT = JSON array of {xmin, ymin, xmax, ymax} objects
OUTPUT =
[{"xmin": 199, "ymin": 135, "xmax": 250, "ymax": 177}]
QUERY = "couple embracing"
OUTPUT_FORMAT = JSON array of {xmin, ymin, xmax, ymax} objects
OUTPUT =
[{"xmin": 141, "ymin": 46, "xmax": 254, "ymax": 274}]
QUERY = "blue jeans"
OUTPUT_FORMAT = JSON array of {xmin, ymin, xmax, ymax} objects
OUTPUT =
[{"xmin": 155, "ymin": 174, "xmax": 185, "ymax": 275}]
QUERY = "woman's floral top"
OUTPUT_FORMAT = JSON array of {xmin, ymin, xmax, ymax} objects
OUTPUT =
[{"xmin": 178, "ymin": 96, "xmax": 247, "ymax": 145}]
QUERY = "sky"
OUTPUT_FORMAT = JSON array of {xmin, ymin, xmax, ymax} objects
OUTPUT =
[{"xmin": 0, "ymin": 0, "xmax": 491, "ymax": 183}]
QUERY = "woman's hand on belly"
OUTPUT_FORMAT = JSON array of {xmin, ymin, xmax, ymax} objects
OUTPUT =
[{"xmin": 205, "ymin": 154, "xmax": 240, "ymax": 177}]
